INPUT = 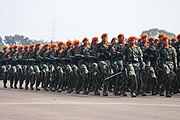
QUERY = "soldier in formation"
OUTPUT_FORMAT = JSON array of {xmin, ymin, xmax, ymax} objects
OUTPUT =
[{"xmin": 1, "ymin": 33, "xmax": 180, "ymax": 97}]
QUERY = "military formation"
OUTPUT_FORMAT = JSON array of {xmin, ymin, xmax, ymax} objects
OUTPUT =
[{"xmin": 0, "ymin": 33, "xmax": 180, "ymax": 97}]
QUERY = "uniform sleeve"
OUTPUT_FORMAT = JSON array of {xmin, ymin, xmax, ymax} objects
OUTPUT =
[
  {"xmin": 172, "ymin": 47, "xmax": 177, "ymax": 70},
  {"xmin": 138, "ymin": 47, "xmax": 143, "ymax": 64}
]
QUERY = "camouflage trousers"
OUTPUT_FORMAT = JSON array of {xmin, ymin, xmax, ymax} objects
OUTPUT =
[{"xmin": 126, "ymin": 63, "xmax": 140, "ymax": 94}]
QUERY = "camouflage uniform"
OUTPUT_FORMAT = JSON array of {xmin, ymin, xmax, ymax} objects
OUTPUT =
[
  {"xmin": 1, "ymin": 50, "xmax": 9, "ymax": 88},
  {"xmin": 174, "ymin": 42, "xmax": 180, "ymax": 68},
  {"xmin": 96, "ymin": 42, "xmax": 111, "ymax": 96},
  {"xmin": 144, "ymin": 44, "xmax": 158, "ymax": 95},
  {"xmin": 14, "ymin": 50, "xmax": 24, "ymax": 89},
  {"xmin": 157, "ymin": 45, "xmax": 177, "ymax": 97},
  {"xmin": 37, "ymin": 48, "xmax": 50, "ymax": 91},
  {"xmin": 124, "ymin": 44, "xmax": 143, "ymax": 97},
  {"xmin": 8, "ymin": 50, "xmax": 17, "ymax": 88},
  {"xmin": 78, "ymin": 45, "xmax": 91, "ymax": 94},
  {"xmin": 115, "ymin": 42, "xmax": 127, "ymax": 96},
  {"xmin": 140, "ymin": 43, "xmax": 158, "ymax": 95},
  {"xmin": 62, "ymin": 48, "xmax": 74, "ymax": 93}
]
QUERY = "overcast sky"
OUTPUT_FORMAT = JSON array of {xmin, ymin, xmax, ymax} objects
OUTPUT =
[{"xmin": 0, "ymin": 0, "xmax": 179, "ymax": 41}]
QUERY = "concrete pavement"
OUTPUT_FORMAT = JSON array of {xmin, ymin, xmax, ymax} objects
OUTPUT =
[{"xmin": 0, "ymin": 81, "xmax": 180, "ymax": 120}]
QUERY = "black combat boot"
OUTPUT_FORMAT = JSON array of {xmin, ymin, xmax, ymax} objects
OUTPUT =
[
  {"xmin": 166, "ymin": 91, "xmax": 171, "ymax": 97},
  {"xmin": 4, "ymin": 84, "xmax": 7, "ymax": 88},
  {"xmin": 131, "ymin": 92, "xmax": 137, "ymax": 97},
  {"xmin": 103, "ymin": 85, "xmax": 108, "ymax": 96}
]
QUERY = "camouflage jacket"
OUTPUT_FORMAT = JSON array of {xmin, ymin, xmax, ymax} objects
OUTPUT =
[
  {"xmin": 158, "ymin": 45, "xmax": 177, "ymax": 69},
  {"xmin": 124, "ymin": 45, "xmax": 143, "ymax": 65}
]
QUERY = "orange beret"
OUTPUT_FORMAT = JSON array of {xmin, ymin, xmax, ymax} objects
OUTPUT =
[
  {"xmin": 162, "ymin": 36, "xmax": 169, "ymax": 41},
  {"xmin": 101, "ymin": 33, "xmax": 108, "ymax": 39},
  {"xmin": 29, "ymin": 44, "xmax": 35, "ymax": 49},
  {"xmin": 171, "ymin": 38, "xmax": 178, "ymax": 42},
  {"xmin": 35, "ymin": 42, "xmax": 41, "ymax": 47},
  {"xmin": 9, "ymin": 46, "xmax": 14, "ymax": 49},
  {"xmin": 24, "ymin": 45, "xmax": 29, "ymax": 50},
  {"xmin": 155, "ymin": 38, "xmax": 159, "ymax": 42},
  {"xmin": 18, "ymin": 46, "xmax": 23, "ymax": 51},
  {"xmin": 92, "ymin": 37, "xmax": 98, "ymax": 41},
  {"xmin": 58, "ymin": 41, "xmax": 65, "ymax": 46},
  {"xmin": 149, "ymin": 37, "xmax": 155, "ymax": 41},
  {"xmin": 158, "ymin": 34, "xmax": 166, "ymax": 38},
  {"xmin": 13, "ymin": 45, "xmax": 18, "ymax": 49},
  {"xmin": 74, "ymin": 40, "xmax": 80, "ymax": 45},
  {"xmin": 177, "ymin": 34, "xmax": 180, "ymax": 39},
  {"xmin": 118, "ymin": 34, "xmax": 124, "ymax": 38},
  {"xmin": 141, "ymin": 34, "xmax": 148, "ymax": 39},
  {"xmin": 66, "ymin": 40, "xmax": 73, "ymax": 46},
  {"xmin": 43, "ymin": 43, "xmax": 49, "ymax": 47},
  {"xmin": 138, "ymin": 38, "xmax": 142, "ymax": 41},
  {"xmin": 128, "ymin": 36, "xmax": 137, "ymax": 42},
  {"xmin": 3, "ymin": 46, "xmax": 8, "ymax": 50},
  {"xmin": 82, "ymin": 37, "xmax": 89, "ymax": 42},
  {"xmin": 51, "ymin": 43, "xmax": 56, "ymax": 48}
]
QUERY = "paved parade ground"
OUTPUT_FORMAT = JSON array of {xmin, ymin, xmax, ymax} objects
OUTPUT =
[{"xmin": 0, "ymin": 81, "xmax": 180, "ymax": 120}]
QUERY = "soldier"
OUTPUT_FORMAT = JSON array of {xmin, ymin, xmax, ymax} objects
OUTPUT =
[
  {"xmin": 91, "ymin": 37, "xmax": 99, "ymax": 48},
  {"xmin": 142, "ymin": 37, "xmax": 158, "ymax": 95},
  {"xmin": 44, "ymin": 43, "xmax": 57, "ymax": 92},
  {"xmin": 9, "ymin": 44, "xmax": 18, "ymax": 89},
  {"xmin": 156, "ymin": 34, "xmax": 166, "ymax": 49},
  {"xmin": 51, "ymin": 41, "xmax": 65, "ymax": 60},
  {"xmin": 37, "ymin": 43, "xmax": 50, "ymax": 91},
  {"xmin": 69, "ymin": 39, "xmax": 81, "ymax": 65},
  {"xmin": 78, "ymin": 37, "xmax": 91, "ymax": 94},
  {"xmin": 53, "ymin": 41, "xmax": 66, "ymax": 92},
  {"xmin": 62, "ymin": 40, "xmax": 74, "ymax": 93},
  {"xmin": 2, "ymin": 46, "xmax": 9, "ymax": 88},
  {"xmin": 96, "ymin": 33, "xmax": 111, "ymax": 96},
  {"xmin": 25, "ymin": 44, "xmax": 35, "ymax": 90},
  {"xmin": 96, "ymin": 33, "xmax": 110, "ymax": 60},
  {"xmin": 68, "ymin": 40, "xmax": 82, "ymax": 94},
  {"xmin": 171, "ymin": 38, "xmax": 178, "ymax": 48},
  {"xmin": 62, "ymin": 40, "xmax": 74, "ymax": 58},
  {"xmin": 90, "ymin": 37, "xmax": 101, "ymax": 95},
  {"xmin": 124, "ymin": 36, "xmax": 143, "ymax": 97},
  {"xmin": 108, "ymin": 37, "xmax": 118, "ymax": 93},
  {"xmin": 14, "ymin": 46, "xmax": 24, "ymax": 89},
  {"xmin": 174, "ymin": 34, "xmax": 180, "ymax": 92},
  {"xmin": 115, "ymin": 34, "xmax": 127, "ymax": 96},
  {"xmin": 139, "ymin": 34, "xmax": 149, "ymax": 96},
  {"xmin": 21, "ymin": 45, "xmax": 29, "ymax": 89},
  {"xmin": 174, "ymin": 34, "xmax": 180, "ymax": 68},
  {"xmin": 157, "ymin": 36, "xmax": 177, "ymax": 97}
]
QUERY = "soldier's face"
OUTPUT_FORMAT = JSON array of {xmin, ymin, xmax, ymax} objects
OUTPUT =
[
  {"xmin": 83, "ymin": 40, "xmax": 89, "ymax": 45},
  {"xmin": 59, "ymin": 44, "xmax": 64, "ymax": 49},
  {"xmin": 118, "ymin": 37, "xmax": 124, "ymax": 42},
  {"xmin": 102, "ymin": 37, "xmax": 108, "ymax": 43},
  {"xmin": 163, "ymin": 39, "xmax": 168, "ymax": 45},
  {"xmin": 130, "ymin": 39, "xmax": 135, "ymax": 45},
  {"xmin": 68, "ymin": 44, "xmax": 73, "ymax": 48},
  {"xmin": 178, "ymin": 38, "xmax": 180, "ymax": 42},
  {"xmin": 74, "ymin": 44, "xmax": 79, "ymax": 48},
  {"xmin": 149, "ymin": 40, "xmax": 154, "ymax": 46},
  {"xmin": 142, "ymin": 37, "xmax": 147, "ymax": 41},
  {"xmin": 159, "ymin": 37, "xmax": 163, "ymax": 43},
  {"xmin": 111, "ymin": 40, "xmax": 117, "ymax": 45}
]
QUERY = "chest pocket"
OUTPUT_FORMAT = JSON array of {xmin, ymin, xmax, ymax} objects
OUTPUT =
[
  {"xmin": 132, "ymin": 47, "xmax": 139, "ymax": 61},
  {"xmin": 127, "ymin": 48, "xmax": 133, "ymax": 60}
]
